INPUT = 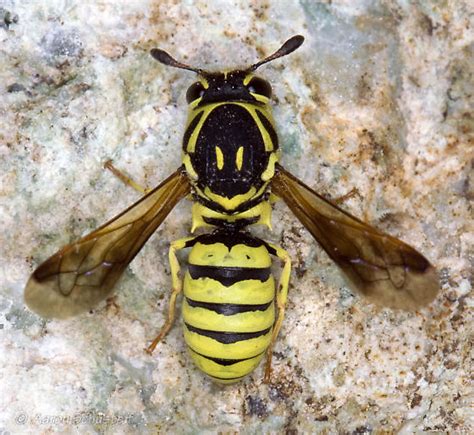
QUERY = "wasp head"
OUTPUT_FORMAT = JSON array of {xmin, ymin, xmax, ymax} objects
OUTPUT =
[{"xmin": 150, "ymin": 35, "xmax": 304, "ymax": 106}]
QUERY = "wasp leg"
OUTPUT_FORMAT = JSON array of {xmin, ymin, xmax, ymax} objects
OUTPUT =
[
  {"xmin": 264, "ymin": 243, "xmax": 292, "ymax": 383},
  {"xmin": 331, "ymin": 187, "xmax": 359, "ymax": 205},
  {"xmin": 271, "ymin": 188, "xmax": 359, "ymax": 207},
  {"xmin": 145, "ymin": 236, "xmax": 197, "ymax": 354},
  {"xmin": 104, "ymin": 159, "xmax": 151, "ymax": 195}
]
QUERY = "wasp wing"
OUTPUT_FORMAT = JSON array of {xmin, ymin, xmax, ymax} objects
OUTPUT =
[
  {"xmin": 25, "ymin": 167, "xmax": 191, "ymax": 318},
  {"xmin": 271, "ymin": 164, "xmax": 439, "ymax": 310}
]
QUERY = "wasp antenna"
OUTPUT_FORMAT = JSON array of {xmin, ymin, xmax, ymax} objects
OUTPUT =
[
  {"xmin": 249, "ymin": 35, "xmax": 305, "ymax": 72},
  {"xmin": 150, "ymin": 48, "xmax": 203, "ymax": 74}
]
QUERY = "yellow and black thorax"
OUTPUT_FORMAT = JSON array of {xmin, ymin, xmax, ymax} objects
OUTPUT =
[{"xmin": 182, "ymin": 71, "xmax": 279, "ymax": 218}]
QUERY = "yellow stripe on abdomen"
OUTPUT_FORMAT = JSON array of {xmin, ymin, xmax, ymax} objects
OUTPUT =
[
  {"xmin": 183, "ymin": 272, "xmax": 275, "ymax": 304},
  {"xmin": 183, "ymin": 298, "xmax": 275, "ymax": 332},
  {"xmin": 188, "ymin": 348, "xmax": 265, "ymax": 382},
  {"xmin": 184, "ymin": 323, "xmax": 272, "ymax": 360}
]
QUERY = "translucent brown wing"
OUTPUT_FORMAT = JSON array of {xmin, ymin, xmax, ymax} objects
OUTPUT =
[
  {"xmin": 24, "ymin": 167, "xmax": 191, "ymax": 319},
  {"xmin": 271, "ymin": 164, "xmax": 439, "ymax": 310}
]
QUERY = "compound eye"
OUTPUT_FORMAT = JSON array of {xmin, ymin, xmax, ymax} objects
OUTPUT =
[
  {"xmin": 186, "ymin": 82, "xmax": 205, "ymax": 103},
  {"xmin": 247, "ymin": 77, "xmax": 272, "ymax": 98}
]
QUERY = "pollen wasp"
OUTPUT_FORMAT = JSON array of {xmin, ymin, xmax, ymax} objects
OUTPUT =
[{"xmin": 25, "ymin": 35, "xmax": 439, "ymax": 384}]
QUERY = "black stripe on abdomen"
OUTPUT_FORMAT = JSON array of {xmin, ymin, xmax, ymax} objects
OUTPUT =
[
  {"xmin": 185, "ymin": 298, "xmax": 272, "ymax": 316},
  {"xmin": 190, "ymin": 347, "xmax": 264, "ymax": 366},
  {"xmin": 185, "ymin": 323, "xmax": 272, "ymax": 344},
  {"xmin": 188, "ymin": 264, "xmax": 271, "ymax": 287}
]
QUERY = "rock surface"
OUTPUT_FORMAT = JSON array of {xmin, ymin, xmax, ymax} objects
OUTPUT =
[{"xmin": 1, "ymin": 1, "xmax": 472, "ymax": 433}]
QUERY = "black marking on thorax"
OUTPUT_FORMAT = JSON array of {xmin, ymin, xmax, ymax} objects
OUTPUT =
[
  {"xmin": 183, "ymin": 112, "xmax": 203, "ymax": 149},
  {"xmin": 194, "ymin": 230, "xmax": 266, "ymax": 249},
  {"xmin": 203, "ymin": 216, "xmax": 259, "ymax": 230},
  {"xmin": 189, "ymin": 104, "xmax": 269, "ymax": 197},
  {"xmin": 256, "ymin": 110, "xmax": 278, "ymax": 150},
  {"xmin": 193, "ymin": 190, "xmax": 269, "ymax": 215}
]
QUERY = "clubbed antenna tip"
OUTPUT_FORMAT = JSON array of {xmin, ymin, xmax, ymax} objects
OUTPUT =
[
  {"xmin": 150, "ymin": 48, "xmax": 204, "ymax": 74},
  {"xmin": 248, "ymin": 35, "xmax": 305, "ymax": 72}
]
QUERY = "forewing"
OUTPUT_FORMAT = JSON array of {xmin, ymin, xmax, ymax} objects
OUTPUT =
[
  {"xmin": 24, "ymin": 167, "xmax": 191, "ymax": 318},
  {"xmin": 272, "ymin": 165, "xmax": 439, "ymax": 310}
]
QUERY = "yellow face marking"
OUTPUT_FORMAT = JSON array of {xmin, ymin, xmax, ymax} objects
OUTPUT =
[
  {"xmin": 244, "ymin": 74, "xmax": 271, "ymax": 102},
  {"xmin": 250, "ymin": 93, "xmax": 270, "ymax": 104},
  {"xmin": 199, "ymin": 77, "xmax": 209, "ymax": 89},
  {"xmin": 243, "ymin": 74, "xmax": 253, "ymax": 86},
  {"xmin": 215, "ymin": 146, "xmax": 224, "ymax": 170},
  {"xmin": 235, "ymin": 146, "xmax": 244, "ymax": 171}
]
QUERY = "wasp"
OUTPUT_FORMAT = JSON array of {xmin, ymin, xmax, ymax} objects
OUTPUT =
[{"xmin": 25, "ymin": 36, "xmax": 439, "ymax": 384}]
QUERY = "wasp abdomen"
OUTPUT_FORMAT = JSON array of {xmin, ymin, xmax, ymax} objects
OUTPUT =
[{"xmin": 182, "ymin": 231, "xmax": 275, "ymax": 383}]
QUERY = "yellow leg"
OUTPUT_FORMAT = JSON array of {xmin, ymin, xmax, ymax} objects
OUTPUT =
[
  {"xmin": 264, "ymin": 243, "xmax": 291, "ymax": 383},
  {"xmin": 145, "ymin": 236, "xmax": 197, "ymax": 354},
  {"xmin": 104, "ymin": 159, "xmax": 151, "ymax": 195}
]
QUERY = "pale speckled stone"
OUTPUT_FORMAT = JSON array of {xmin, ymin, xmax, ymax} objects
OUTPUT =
[{"xmin": 1, "ymin": 0, "xmax": 472, "ymax": 433}]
